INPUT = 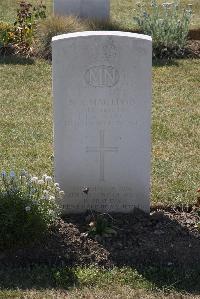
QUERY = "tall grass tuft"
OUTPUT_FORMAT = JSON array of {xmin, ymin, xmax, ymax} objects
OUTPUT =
[
  {"xmin": 36, "ymin": 15, "xmax": 125, "ymax": 60},
  {"xmin": 36, "ymin": 15, "xmax": 90, "ymax": 60},
  {"xmin": 86, "ymin": 19, "xmax": 124, "ymax": 31}
]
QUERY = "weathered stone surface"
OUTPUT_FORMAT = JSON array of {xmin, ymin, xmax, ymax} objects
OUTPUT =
[{"xmin": 52, "ymin": 31, "xmax": 152, "ymax": 213}]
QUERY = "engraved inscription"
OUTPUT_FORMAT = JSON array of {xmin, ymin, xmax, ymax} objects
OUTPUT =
[
  {"xmin": 64, "ymin": 96, "xmax": 137, "ymax": 129},
  {"xmin": 86, "ymin": 130, "xmax": 119, "ymax": 181},
  {"xmin": 63, "ymin": 185, "xmax": 136, "ymax": 211},
  {"xmin": 85, "ymin": 66, "xmax": 119, "ymax": 87},
  {"xmin": 63, "ymin": 203, "xmax": 136, "ymax": 211}
]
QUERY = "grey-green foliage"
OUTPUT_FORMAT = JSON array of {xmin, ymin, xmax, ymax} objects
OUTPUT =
[
  {"xmin": 134, "ymin": 0, "xmax": 192, "ymax": 51},
  {"xmin": 0, "ymin": 170, "xmax": 63, "ymax": 249}
]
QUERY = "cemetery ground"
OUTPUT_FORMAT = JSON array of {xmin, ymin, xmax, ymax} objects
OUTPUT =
[
  {"xmin": 1, "ymin": 57, "xmax": 200, "ymax": 298},
  {"xmin": 0, "ymin": 1, "xmax": 200, "ymax": 299}
]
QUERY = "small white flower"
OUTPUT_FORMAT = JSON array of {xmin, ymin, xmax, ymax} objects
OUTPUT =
[
  {"xmin": 56, "ymin": 187, "xmax": 61, "ymax": 192},
  {"xmin": 162, "ymin": 2, "xmax": 173, "ymax": 7},
  {"xmin": 54, "ymin": 183, "xmax": 59, "ymax": 187},
  {"xmin": 59, "ymin": 190, "xmax": 65, "ymax": 197},
  {"xmin": 10, "ymin": 171, "xmax": 15, "ymax": 178},
  {"xmin": 1, "ymin": 171, "xmax": 6, "ymax": 177},
  {"xmin": 162, "ymin": 2, "xmax": 174, "ymax": 9},
  {"xmin": 45, "ymin": 176, "xmax": 52, "ymax": 183},
  {"xmin": 38, "ymin": 180, "xmax": 44, "ymax": 185},
  {"xmin": 25, "ymin": 206, "xmax": 31, "ymax": 212},
  {"xmin": 43, "ymin": 190, "xmax": 48, "ymax": 195},
  {"xmin": 31, "ymin": 176, "xmax": 38, "ymax": 183},
  {"xmin": 49, "ymin": 195, "xmax": 55, "ymax": 201}
]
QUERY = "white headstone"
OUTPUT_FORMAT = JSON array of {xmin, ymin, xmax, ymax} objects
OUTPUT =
[
  {"xmin": 52, "ymin": 31, "xmax": 152, "ymax": 213},
  {"xmin": 54, "ymin": 0, "xmax": 110, "ymax": 21}
]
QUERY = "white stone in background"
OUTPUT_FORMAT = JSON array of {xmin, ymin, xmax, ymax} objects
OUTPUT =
[
  {"xmin": 53, "ymin": 0, "xmax": 110, "ymax": 21},
  {"xmin": 52, "ymin": 31, "xmax": 152, "ymax": 213}
]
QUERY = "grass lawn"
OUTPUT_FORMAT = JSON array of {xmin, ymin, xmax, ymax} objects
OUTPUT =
[
  {"xmin": 1, "ymin": 265, "xmax": 200, "ymax": 298},
  {"xmin": 0, "ymin": 51, "xmax": 199, "ymax": 299},
  {"xmin": 0, "ymin": 57, "xmax": 199, "ymax": 206},
  {"xmin": 0, "ymin": 0, "xmax": 200, "ymax": 298}
]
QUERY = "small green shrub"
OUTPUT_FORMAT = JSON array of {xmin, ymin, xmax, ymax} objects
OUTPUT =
[
  {"xmin": 0, "ymin": 22, "xmax": 15, "ymax": 55},
  {"xmin": 36, "ymin": 15, "xmax": 90, "ymax": 59},
  {"xmin": 87, "ymin": 214, "xmax": 117, "ymax": 238},
  {"xmin": 13, "ymin": 0, "xmax": 46, "ymax": 56},
  {"xmin": 0, "ymin": 22, "xmax": 13, "ymax": 33},
  {"xmin": 0, "ymin": 1, "xmax": 46, "ymax": 57},
  {"xmin": 134, "ymin": 0, "xmax": 192, "ymax": 58},
  {"xmin": 0, "ymin": 170, "xmax": 64, "ymax": 250}
]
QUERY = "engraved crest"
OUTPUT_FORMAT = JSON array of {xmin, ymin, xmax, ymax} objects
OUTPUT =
[
  {"xmin": 103, "ymin": 39, "xmax": 118, "ymax": 60},
  {"xmin": 85, "ymin": 66, "xmax": 119, "ymax": 87}
]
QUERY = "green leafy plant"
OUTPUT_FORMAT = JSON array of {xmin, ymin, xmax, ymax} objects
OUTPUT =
[
  {"xmin": 133, "ymin": 0, "xmax": 192, "ymax": 58},
  {"xmin": 0, "ymin": 22, "xmax": 14, "ymax": 38},
  {"xmin": 87, "ymin": 214, "xmax": 117, "ymax": 238},
  {"xmin": 13, "ymin": 0, "xmax": 46, "ymax": 55},
  {"xmin": 0, "ymin": 22, "xmax": 15, "ymax": 55},
  {"xmin": 0, "ymin": 1, "xmax": 46, "ymax": 57},
  {"xmin": 0, "ymin": 170, "xmax": 64, "ymax": 249}
]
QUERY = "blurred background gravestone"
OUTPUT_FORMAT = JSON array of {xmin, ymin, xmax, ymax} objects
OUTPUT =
[{"xmin": 54, "ymin": 0, "xmax": 110, "ymax": 21}]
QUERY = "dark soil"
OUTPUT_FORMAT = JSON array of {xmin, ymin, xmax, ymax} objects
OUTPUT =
[
  {"xmin": 188, "ymin": 28, "xmax": 200, "ymax": 41},
  {"xmin": 152, "ymin": 39, "xmax": 200, "ymax": 59},
  {"xmin": 185, "ymin": 40, "xmax": 200, "ymax": 58},
  {"xmin": 1, "ymin": 205, "xmax": 200, "ymax": 271}
]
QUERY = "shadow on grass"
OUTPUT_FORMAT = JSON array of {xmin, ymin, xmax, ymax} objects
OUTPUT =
[
  {"xmin": 153, "ymin": 53, "xmax": 200, "ymax": 67},
  {"xmin": 0, "ymin": 266, "xmax": 78, "ymax": 290},
  {"xmin": 139, "ymin": 265, "xmax": 200, "ymax": 294},
  {"xmin": 153, "ymin": 58, "xmax": 180, "ymax": 67},
  {"xmin": 1, "ymin": 209, "xmax": 200, "ymax": 294},
  {"xmin": 0, "ymin": 55, "xmax": 35, "ymax": 65},
  {"xmin": 66, "ymin": 209, "xmax": 200, "ymax": 294},
  {"xmin": 98, "ymin": 209, "xmax": 200, "ymax": 294}
]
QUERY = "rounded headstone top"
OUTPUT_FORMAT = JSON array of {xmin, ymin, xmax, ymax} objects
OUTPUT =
[{"xmin": 52, "ymin": 31, "xmax": 152, "ymax": 43}]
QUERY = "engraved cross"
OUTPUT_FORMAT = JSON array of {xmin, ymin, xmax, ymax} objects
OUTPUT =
[{"xmin": 86, "ymin": 130, "xmax": 119, "ymax": 181}]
